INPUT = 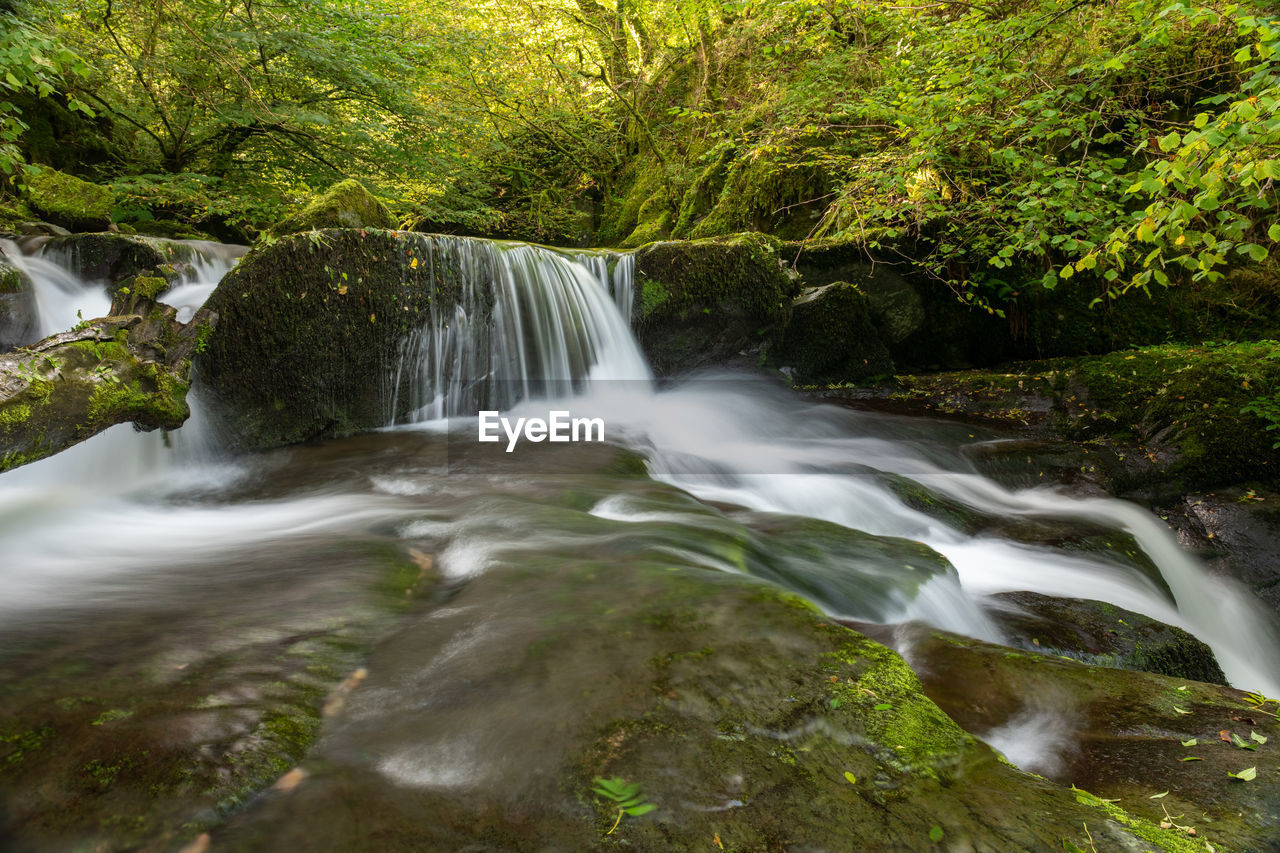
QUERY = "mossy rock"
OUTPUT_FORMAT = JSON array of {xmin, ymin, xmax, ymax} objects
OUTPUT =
[
  {"xmin": 1062, "ymin": 342, "xmax": 1280, "ymax": 491},
  {"xmin": 211, "ymin": 561, "xmax": 1195, "ymax": 851},
  {"xmin": 988, "ymin": 591, "xmax": 1226, "ymax": 684},
  {"xmin": 0, "ymin": 257, "xmax": 37, "ymax": 351},
  {"xmin": 197, "ymin": 229, "xmax": 473, "ymax": 450},
  {"xmin": 40, "ymin": 233, "xmax": 192, "ymax": 289},
  {"xmin": 270, "ymin": 180, "xmax": 395, "ymax": 236},
  {"xmin": 902, "ymin": 624, "xmax": 1280, "ymax": 851},
  {"xmin": 21, "ymin": 167, "xmax": 115, "ymax": 233},
  {"xmin": 776, "ymin": 281, "xmax": 893, "ymax": 383},
  {"xmin": 0, "ymin": 201, "xmax": 35, "ymax": 232},
  {"xmin": 634, "ymin": 233, "xmax": 796, "ymax": 374}
]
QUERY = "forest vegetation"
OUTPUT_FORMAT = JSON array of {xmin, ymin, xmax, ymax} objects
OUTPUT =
[{"xmin": 2, "ymin": 0, "xmax": 1277, "ymax": 303}]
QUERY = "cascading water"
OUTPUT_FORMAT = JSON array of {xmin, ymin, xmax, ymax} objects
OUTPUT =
[
  {"xmin": 2, "ymin": 234, "xmax": 1279, "ymax": 848},
  {"xmin": 389, "ymin": 239, "xmax": 648, "ymax": 422}
]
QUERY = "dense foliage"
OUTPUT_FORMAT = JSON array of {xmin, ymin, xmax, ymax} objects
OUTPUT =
[{"xmin": 4, "ymin": 0, "xmax": 1278, "ymax": 297}]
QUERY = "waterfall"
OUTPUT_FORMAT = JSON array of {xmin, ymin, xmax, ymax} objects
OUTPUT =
[{"xmin": 389, "ymin": 238, "xmax": 649, "ymax": 423}]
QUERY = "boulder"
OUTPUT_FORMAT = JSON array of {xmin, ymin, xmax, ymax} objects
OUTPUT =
[
  {"xmin": 197, "ymin": 229, "xmax": 469, "ymax": 450},
  {"xmin": 0, "ymin": 255, "xmax": 37, "ymax": 351},
  {"xmin": 270, "ymin": 179, "xmax": 395, "ymax": 235},
  {"xmin": 988, "ymin": 591, "xmax": 1226, "ymax": 684},
  {"xmin": 634, "ymin": 233, "xmax": 795, "ymax": 374},
  {"xmin": 39, "ymin": 233, "xmax": 192, "ymax": 288},
  {"xmin": 899, "ymin": 624, "xmax": 1280, "ymax": 852},
  {"xmin": 776, "ymin": 281, "xmax": 893, "ymax": 383},
  {"xmin": 21, "ymin": 167, "xmax": 115, "ymax": 232}
]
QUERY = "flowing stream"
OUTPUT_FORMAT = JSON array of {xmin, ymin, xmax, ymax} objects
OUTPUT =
[{"xmin": 1, "ymin": 235, "xmax": 1278, "ymax": 846}]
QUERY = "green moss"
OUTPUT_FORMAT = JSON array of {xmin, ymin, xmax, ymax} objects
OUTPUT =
[
  {"xmin": 23, "ymin": 167, "xmax": 114, "ymax": 231},
  {"xmin": 824, "ymin": 630, "xmax": 972, "ymax": 779},
  {"xmin": 270, "ymin": 179, "xmax": 396, "ymax": 235},
  {"xmin": 116, "ymin": 275, "xmax": 170, "ymax": 302},
  {"xmin": 0, "ymin": 725, "xmax": 54, "ymax": 767},
  {"xmin": 0, "ymin": 200, "xmax": 34, "ymax": 229},
  {"xmin": 1072, "ymin": 787, "xmax": 1207, "ymax": 853},
  {"xmin": 0, "ymin": 263, "xmax": 25, "ymax": 294},
  {"xmin": 638, "ymin": 279, "xmax": 670, "ymax": 319}
]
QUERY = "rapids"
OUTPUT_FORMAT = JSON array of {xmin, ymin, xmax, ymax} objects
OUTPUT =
[{"xmin": 1, "ymin": 235, "xmax": 1278, "ymax": 846}]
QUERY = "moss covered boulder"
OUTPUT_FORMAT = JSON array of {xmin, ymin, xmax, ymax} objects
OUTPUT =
[
  {"xmin": 988, "ymin": 591, "xmax": 1226, "ymax": 684},
  {"xmin": 634, "ymin": 233, "xmax": 796, "ymax": 374},
  {"xmin": 198, "ymin": 229, "xmax": 472, "ymax": 450},
  {"xmin": 270, "ymin": 180, "xmax": 395, "ymax": 235},
  {"xmin": 22, "ymin": 167, "xmax": 115, "ymax": 233},
  {"xmin": 900, "ymin": 625, "xmax": 1280, "ymax": 851},
  {"xmin": 776, "ymin": 282, "xmax": 893, "ymax": 383},
  {"xmin": 0, "ymin": 277, "xmax": 214, "ymax": 472},
  {"xmin": 0, "ymin": 255, "xmax": 37, "ymax": 351}
]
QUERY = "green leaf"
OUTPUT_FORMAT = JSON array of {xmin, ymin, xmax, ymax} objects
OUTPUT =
[
  {"xmin": 1231, "ymin": 732, "xmax": 1258, "ymax": 750},
  {"xmin": 1059, "ymin": 264, "xmax": 1074, "ymax": 279},
  {"xmin": 873, "ymin": 703, "xmax": 892, "ymax": 711},
  {"xmin": 844, "ymin": 771, "xmax": 857, "ymax": 784},
  {"xmin": 1228, "ymin": 766, "xmax": 1257, "ymax": 781},
  {"xmin": 1250, "ymin": 731, "xmax": 1268, "ymax": 744},
  {"xmin": 1180, "ymin": 756, "xmax": 1204, "ymax": 761},
  {"xmin": 624, "ymin": 803, "xmax": 656, "ymax": 816},
  {"xmin": 1158, "ymin": 131, "xmax": 1182, "ymax": 152},
  {"xmin": 1267, "ymin": 223, "xmax": 1280, "ymax": 243},
  {"xmin": 928, "ymin": 826, "xmax": 944, "ymax": 842},
  {"xmin": 1181, "ymin": 738, "xmax": 1198, "ymax": 746},
  {"xmin": 1149, "ymin": 791, "xmax": 1169, "ymax": 799}
]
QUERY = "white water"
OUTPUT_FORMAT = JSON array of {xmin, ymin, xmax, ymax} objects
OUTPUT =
[
  {"xmin": 390, "ymin": 239, "xmax": 647, "ymax": 421},
  {"xmin": 3, "ymin": 236, "xmax": 1278, "ymax": 701}
]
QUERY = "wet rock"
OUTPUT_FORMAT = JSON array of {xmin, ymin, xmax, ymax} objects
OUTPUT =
[
  {"xmin": 899, "ymin": 624, "xmax": 1280, "ymax": 852},
  {"xmin": 1162, "ymin": 487, "xmax": 1280, "ymax": 618},
  {"xmin": 0, "ymin": 538, "xmax": 430, "ymax": 852},
  {"xmin": 213, "ymin": 565, "xmax": 1196, "ymax": 852},
  {"xmin": 0, "ymin": 254, "xmax": 36, "ymax": 351},
  {"xmin": 269, "ymin": 179, "xmax": 395, "ymax": 235},
  {"xmin": 14, "ymin": 222, "xmax": 70, "ymax": 238},
  {"xmin": 988, "ymin": 591, "xmax": 1227, "ymax": 684},
  {"xmin": 21, "ymin": 167, "xmax": 115, "ymax": 233},
  {"xmin": 40, "ymin": 233, "xmax": 193, "ymax": 288},
  {"xmin": 0, "ymin": 277, "xmax": 215, "ymax": 472},
  {"xmin": 198, "ymin": 229, "xmax": 471, "ymax": 450},
  {"xmin": 634, "ymin": 233, "xmax": 795, "ymax": 374},
  {"xmin": 776, "ymin": 282, "xmax": 893, "ymax": 383}
]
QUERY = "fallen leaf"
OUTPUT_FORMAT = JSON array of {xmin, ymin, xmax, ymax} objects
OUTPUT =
[
  {"xmin": 1180, "ymin": 756, "xmax": 1203, "ymax": 762},
  {"xmin": 1250, "ymin": 731, "xmax": 1267, "ymax": 744},
  {"xmin": 1181, "ymin": 738, "xmax": 1198, "ymax": 747},
  {"xmin": 844, "ymin": 771, "xmax": 857, "ymax": 784},
  {"xmin": 1220, "ymin": 730, "xmax": 1234, "ymax": 743},
  {"xmin": 1228, "ymin": 766, "xmax": 1257, "ymax": 781},
  {"xmin": 273, "ymin": 767, "xmax": 308, "ymax": 793},
  {"xmin": 1149, "ymin": 791, "xmax": 1169, "ymax": 799}
]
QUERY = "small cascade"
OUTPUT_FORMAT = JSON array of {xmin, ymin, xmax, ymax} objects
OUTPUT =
[
  {"xmin": 391, "ymin": 238, "xmax": 648, "ymax": 422},
  {"xmin": 0, "ymin": 236, "xmax": 243, "ymax": 488}
]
